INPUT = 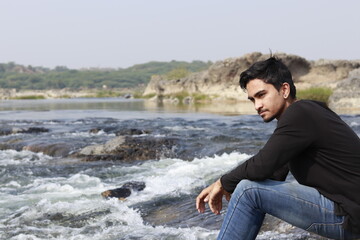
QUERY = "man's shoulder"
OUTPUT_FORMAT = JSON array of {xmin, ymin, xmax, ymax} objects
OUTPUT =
[
  {"xmin": 287, "ymin": 100, "xmax": 329, "ymax": 115},
  {"xmin": 280, "ymin": 100, "xmax": 329, "ymax": 124}
]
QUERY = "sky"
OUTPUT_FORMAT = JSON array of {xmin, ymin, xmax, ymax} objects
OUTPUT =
[{"xmin": 0, "ymin": 0, "xmax": 359, "ymax": 69}]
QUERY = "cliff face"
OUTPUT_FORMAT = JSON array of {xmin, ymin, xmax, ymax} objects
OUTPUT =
[
  {"xmin": 143, "ymin": 52, "xmax": 360, "ymax": 110},
  {"xmin": 328, "ymin": 68, "xmax": 360, "ymax": 111},
  {"xmin": 143, "ymin": 52, "xmax": 311, "ymax": 101}
]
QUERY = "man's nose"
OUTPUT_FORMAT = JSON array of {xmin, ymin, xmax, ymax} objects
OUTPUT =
[{"xmin": 254, "ymin": 100, "xmax": 263, "ymax": 111}]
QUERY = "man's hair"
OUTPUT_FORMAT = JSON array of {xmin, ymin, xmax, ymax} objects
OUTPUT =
[{"xmin": 239, "ymin": 57, "xmax": 296, "ymax": 99}]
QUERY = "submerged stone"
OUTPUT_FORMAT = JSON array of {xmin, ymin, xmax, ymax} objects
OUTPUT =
[{"xmin": 101, "ymin": 181, "xmax": 146, "ymax": 200}]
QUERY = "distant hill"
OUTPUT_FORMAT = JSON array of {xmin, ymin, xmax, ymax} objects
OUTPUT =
[{"xmin": 0, "ymin": 60, "xmax": 212, "ymax": 90}]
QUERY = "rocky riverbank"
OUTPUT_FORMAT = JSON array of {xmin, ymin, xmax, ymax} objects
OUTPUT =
[
  {"xmin": 0, "ymin": 88, "xmax": 135, "ymax": 100},
  {"xmin": 1, "ymin": 52, "xmax": 359, "ymax": 112},
  {"xmin": 143, "ymin": 52, "xmax": 360, "ymax": 112}
]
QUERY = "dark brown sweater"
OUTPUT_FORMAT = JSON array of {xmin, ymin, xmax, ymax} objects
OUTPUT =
[{"xmin": 220, "ymin": 100, "xmax": 360, "ymax": 233}]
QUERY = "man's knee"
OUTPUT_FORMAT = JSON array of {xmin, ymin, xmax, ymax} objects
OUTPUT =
[
  {"xmin": 232, "ymin": 180, "xmax": 262, "ymax": 200},
  {"xmin": 230, "ymin": 180, "xmax": 267, "ymax": 213},
  {"xmin": 234, "ymin": 180, "xmax": 259, "ymax": 193}
]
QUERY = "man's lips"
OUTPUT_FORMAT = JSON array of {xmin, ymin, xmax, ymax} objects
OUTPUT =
[{"xmin": 258, "ymin": 110, "xmax": 267, "ymax": 116}]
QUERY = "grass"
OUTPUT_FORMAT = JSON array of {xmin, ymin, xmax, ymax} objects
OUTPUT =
[
  {"xmin": 95, "ymin": 90, "xmax": 123, "ymax": 98},
  {"xmin": 297, "ymin": 87, "xmax": 333, "ymax": 104},
  {"xmin": 139, "ymin": 93, "xmax": 156, "ymax": 99},
  {"xmin": 172, "ymin": 92, "xmax": 189, "ymax": 103},
  {"xmin": 192, "ymin": 93, "xmax": 213, "ymax": 102},
  {"xmin": 11, "ymin": 95, "xmax": 46, "ymax": 100}
]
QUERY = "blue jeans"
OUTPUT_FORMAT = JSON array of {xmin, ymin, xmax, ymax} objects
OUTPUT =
[{"xmin": 217, "ymin": 179, "xmax": 360, "ymax": 240}]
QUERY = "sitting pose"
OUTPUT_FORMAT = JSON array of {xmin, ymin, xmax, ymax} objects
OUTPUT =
[{"xmin": 196, "ymin": 57, "xmax": 360, "ymax": 240}]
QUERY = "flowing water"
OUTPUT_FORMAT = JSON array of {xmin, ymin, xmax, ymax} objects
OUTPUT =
[{"xmin": 0, "ymin": 98, "xmax": 359, "ymax": 240}]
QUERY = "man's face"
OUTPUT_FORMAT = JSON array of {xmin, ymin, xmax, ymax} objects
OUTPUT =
[{"xmin": 246, "ymin": 79, "xmax": 287, "ymax": 122}]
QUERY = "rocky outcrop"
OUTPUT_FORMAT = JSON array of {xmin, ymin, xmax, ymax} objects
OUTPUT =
[
  {"xmin": 76, "ymin": 136, "xmax": 177, "ymax": 162},
  {"xmin": 143, "ymin": 53, "xmax": 310, "ymax": 102},
  {"xmin": 328, "ymin": 68, "xmax": 360, "ymax": 111},
  {"xmin": 143, "ymin": 52, "xmax": 360, "ymax": 109},
  {"xmin": 300, "ymin": 59, "xmax": 360, "ymax": 84}
]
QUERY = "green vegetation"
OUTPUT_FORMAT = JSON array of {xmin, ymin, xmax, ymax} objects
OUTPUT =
[
  {"xmin": 94, "ymin": 90, "xmax": 123, "ymax": 98},
  {"xmin": 141, "ymin": 93, "xmax": 157, "ymax": 99},
  {"xmin": 11, "ymin": 95, "xmax": 46, "ymax": 100},
  {"xmin": 297, "ymin": 87, "xmax": 333, "ymax": 103},
  {"xmin": 165, "ymin": 68, "xmax": 190, "ymax": 79},
  {"xmin": 192, "ymin": 93, "xmax": 213, "ymax": 102},
  {"xmin": 0, "ymin": 60, "xmax": 212, "ymax": 90}
]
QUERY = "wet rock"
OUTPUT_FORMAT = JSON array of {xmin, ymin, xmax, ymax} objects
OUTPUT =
[
  {"xmin": 23, "ymin": 142, "xmax": 73, "ymax": 157},
  {"xmin": 0, "ymin": 138, "xmax": 25, "ymax": 151},
  {"xmin": 0, "ymin": 126, "xmax": 49, "ymax": 136},
  {"xmin": 123, "ymin": 93, "xmax": 133, "ymax": 99},
  {"xmin": 89, "ymin": 128, "xmax": 102, "ymax": 134},
  {"xmin": 89, "ymin": 127, "xmax": 150, "ymax": 136},
  {"xmin": 101, "ymin": 181, "xmax": 146, "ymax": 199},
  {"xmin": 115, "ymin": 128, "xmax": 150, "ymax": 136},
  {"xmin": 0, "ymin": 127, "xmax": 13, "ymax": 136},
  {"xmin": 20, "ymin": 127, "xmax": 49, "ymax": 134},
  {"xmin": 77, "ymin": 136, "xmax": 177, "ymax": 162}
]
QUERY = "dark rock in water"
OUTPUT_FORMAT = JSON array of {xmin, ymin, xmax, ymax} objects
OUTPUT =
[
  {"xmin": 0, "ymin": 138, "xmax": 25, "ymax": 151},
  {"xmin": 115, "ymin": 128, "xmax": 150, "ymax": 136},
  {"xmin": 77, "ymin": 136, "xmax": 177, "ymax": 162},
  {"xmin": 123, "ymin": 93, "xmax": 133, "ymax": 99},
  {"xmin": 0, "ymin": 137, "xmax": 72, "ymax": 157},
  {"xmin": 0, "ymin": 127, "xmax": 13, "ymax": 136},
  {"xmin": 0, "ymin": 126, "xmax": 49, "ymax": 136},
  {"xmin": 101, "ymin": 181, "xmax": 146, "ymax": 199},
  {"xmin": 23, "ymin": 142, "xmax": 73, "ymax": 157},
  {"xmin": 89, "ymin": 128, "xmax": 102, "ymax": 134},
  {"xmin": 89, "ymin": 127, "xmax": 150, "ymax": 136},
  {"xmin": 21, "ymin": 127, "xmax": 49, "ymax": 134}
]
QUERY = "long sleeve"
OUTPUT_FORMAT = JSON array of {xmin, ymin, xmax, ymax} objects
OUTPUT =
[
  {"xmin": 220, "ymin": 102, "xmax": 315, "ymax": 193},
  {"xmin": 220, "ymin": 100, "xmax": 360, "ymax": 233}
]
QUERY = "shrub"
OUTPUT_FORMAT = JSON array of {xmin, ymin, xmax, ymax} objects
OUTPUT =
[
  {"xmin": 297, "ymin": 87, "xmax": 333, "ymax": 103},
  {"xmin": 12, "ymin": 95, "xmax": 46, "ymax": 100}
]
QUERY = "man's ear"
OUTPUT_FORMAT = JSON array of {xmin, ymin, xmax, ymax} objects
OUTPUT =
[{"xmin": 281, "ymin": 83, "xmax": 291, "ymax": 99}]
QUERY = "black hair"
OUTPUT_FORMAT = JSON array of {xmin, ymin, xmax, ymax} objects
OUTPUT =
[{"xmin": 239, "ymin": 57, "xmax": 296, "ymax": 99}]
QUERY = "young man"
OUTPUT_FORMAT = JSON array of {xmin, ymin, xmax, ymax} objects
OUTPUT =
[{"xmin": 196, "ymin": 57, "xmax": 360, "ymax": 240}]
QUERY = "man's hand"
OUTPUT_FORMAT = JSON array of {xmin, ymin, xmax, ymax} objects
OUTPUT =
[{"xmin": 196, "ymin": 179, "xmax": 231, "ymax": 215}]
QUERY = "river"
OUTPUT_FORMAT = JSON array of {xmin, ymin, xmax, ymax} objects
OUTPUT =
[{"xmin": 0, "ymin": 98, "xmax": 359, "ymax": 240}]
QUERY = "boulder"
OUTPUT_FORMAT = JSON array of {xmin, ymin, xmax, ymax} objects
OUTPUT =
[
  {"xmin": 0, "ymin": 138, "xmax": 25, "ymax": 151},
  {"xmin": 76, "ymin": 136, "xmax": 177, "ymax": 162},
  {"xmin": 0, "ymin": 126, "xmax": 49, "ymax": 136},
  {"xmin": 23, "ymin": 142, "xmax": 73, "ymax": 157},
  {"xmin": 101, "ymin": 181, "xmax": 146, "ymax": 200},
  {"xmin": 328, "ymin": 68, "xmax": 360, "ymax": 111}
]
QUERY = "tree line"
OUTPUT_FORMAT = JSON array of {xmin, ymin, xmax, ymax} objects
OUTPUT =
[{"xmin": 0, "ymin": 60, "xmax": 212, "ymax": 90}]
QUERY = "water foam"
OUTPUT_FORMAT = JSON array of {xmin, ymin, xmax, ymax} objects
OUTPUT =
[
  {"xmin": 0, "ymin": 150, "xmax": 53, "ymax": 166},
  {"xmin": 118, "ymin": 152, "xmax": 251, "ymax": 203},
  {"xmin": 1, "ymin": 152, "xmax": 251, "ymax": 240}
]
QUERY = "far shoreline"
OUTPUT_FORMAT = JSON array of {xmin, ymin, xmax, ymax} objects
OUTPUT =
[{"xmin": 1, "ymin": 95, "xmax": 359, "ymax": 116}]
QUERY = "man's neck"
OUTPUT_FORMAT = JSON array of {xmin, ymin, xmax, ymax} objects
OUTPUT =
[{"xmin": 276, "ymin": 98, "xmax": 297, "ymax": 121}]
